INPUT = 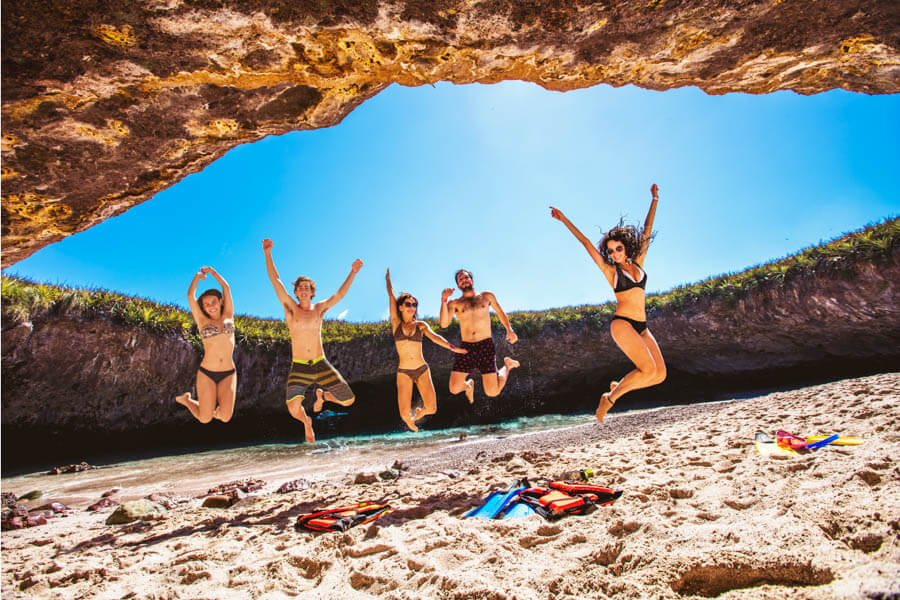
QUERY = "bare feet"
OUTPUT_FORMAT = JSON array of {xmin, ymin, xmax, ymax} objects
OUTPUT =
[
  {"xmin": 609, "ymin": 380, "xmax": 619, "ymax": 392},
  {"xmin": 175, "ymin": 393, "xmax": 191, "ymax": 408},
  {"xmin": 465, "ymin": 379, "xmax": 475, "ymax": 404},
  {"xmin": 504, "ymin": 357, "xmax": 520, "ymax": 371},
  {"xmin": 402, "ymin": 418, "xmax": 419, "ymax": 433},
  {"xmin": 596, "ymin": 393, "xmax": 615, "ymax": 422},
  {"xmin": 314, "ymin": 388, "xmax": 325, "ymax": 413}
]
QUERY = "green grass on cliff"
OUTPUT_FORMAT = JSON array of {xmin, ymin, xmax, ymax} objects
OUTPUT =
[{"xmin": 2, "ymin": 217, "xmax": 897, "ymax": 347}]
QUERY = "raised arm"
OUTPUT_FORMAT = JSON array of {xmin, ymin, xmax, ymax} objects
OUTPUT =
[
  {"xmin": 439, "ymin": 288, "xmax": 454, "ymax": 328},
  {"xmin": 386, "ymin": 268, "xmax": 399, "ymax": 325},
  {"xmin": 486, "ymin": 292, "xmax": 517, "ymax": 344},
  {"xmin": 319, "ymin": 259, "xmax": 363, "ymax": 312},
  {"xmin": 421, "ymin": 322, "xmax": 467, "ymax": 353},
  {"xmin": 550, "ymin": 206, "xmax": 613, "ymax": 275},
  {"xmin": 262, "ymin": 238, "xmax": 295, "ymax": 310},
  {"xmin": 202, "ymin": 266, "xmax": 233, "ymax": 318},
  {"xmin": 635, "ymin": 183, "xmax": 659, "ymax": 266},
  {"xmin": 187, "ymin": 270, "xmax": 207, "ymax": 324}
]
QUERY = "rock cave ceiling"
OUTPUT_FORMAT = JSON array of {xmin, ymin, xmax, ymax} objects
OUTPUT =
[{"xmin": 2, "ymin": 0, "xmax": 898, "ymax": 267}]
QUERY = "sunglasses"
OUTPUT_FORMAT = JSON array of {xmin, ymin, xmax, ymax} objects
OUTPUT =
[
  {"xmin": 403, "ymin": 301, "xmax": 418, "ymax": 308},
  {"xmin": 607, "ymin": 245, "xmax": 625, "ymax": 254}
]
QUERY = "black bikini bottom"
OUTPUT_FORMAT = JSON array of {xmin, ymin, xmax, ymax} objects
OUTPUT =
[
  {"xmin": 611, "ymin": 315, "xmax": 647, "ymax": 335},
  {"xmin": 199, "ymin": 366, "xmax": 236, "ymax": 384}
]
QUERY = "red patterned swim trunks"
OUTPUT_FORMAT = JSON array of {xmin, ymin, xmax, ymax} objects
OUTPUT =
[{"xmin": 451, "ymin": 337, "xmax": 498, "ymax": 374}]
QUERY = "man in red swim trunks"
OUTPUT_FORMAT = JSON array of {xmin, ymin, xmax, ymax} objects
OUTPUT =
[{"xmin": 439, "ymin": 269, "xmax": 520, "ymax": 403}]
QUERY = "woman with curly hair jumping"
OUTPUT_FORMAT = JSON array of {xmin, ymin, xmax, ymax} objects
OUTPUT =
[{"xmin": 550, "ymin": 184, "xmax": 666, "ymax": 422}]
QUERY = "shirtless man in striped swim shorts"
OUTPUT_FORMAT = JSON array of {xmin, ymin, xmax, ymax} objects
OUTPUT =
[{"xmin": 263, "ymin": 238, "xmax": 362, "ymax": 443}]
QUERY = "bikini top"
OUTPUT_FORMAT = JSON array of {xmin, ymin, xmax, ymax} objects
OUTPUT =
[
  {"xmin": 393, "ymin": 322, "xmax": 423, "ymax": 342},
  {"xmin": 613, "ymin": 263, "xmax": 647, "ymax": 293},
  {"xmin": 200, "ymin": 321, "xmax": 235, "ymax": 339}
]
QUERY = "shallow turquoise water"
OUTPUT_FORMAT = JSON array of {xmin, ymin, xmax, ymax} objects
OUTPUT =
[{"xmin": 0, "ymin": 411, "xmax": 601, "ymax": 506}]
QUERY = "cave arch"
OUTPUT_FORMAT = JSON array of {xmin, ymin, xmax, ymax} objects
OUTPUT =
[{"xmin": 2, "ymin": 0, "xmax": 898, "ymax": 266}]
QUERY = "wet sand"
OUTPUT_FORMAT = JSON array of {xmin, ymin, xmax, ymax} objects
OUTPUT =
[{"xmin": 2, "ymin": 373, "xmax": 898, "ymax": 599}]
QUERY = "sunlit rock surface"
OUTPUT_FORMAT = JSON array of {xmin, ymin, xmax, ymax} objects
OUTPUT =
[{"xmin": 2, "ymin": 0, "xmax": 899, "ymax": 265}]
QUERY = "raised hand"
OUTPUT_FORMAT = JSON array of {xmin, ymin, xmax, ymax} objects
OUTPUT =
[
  {"xmin": 196, "ymin": 269, "xmax": 207, "ymax": 280},
  {"xmin": 262, "ymin": 238, "xmax": 273, "ymax": 251},
  {"xmin": 441, "ymin": 288, "xmax": 454, "ymax": 302},
  {"xmin": 550, "ymin": 206, "xmax": 565, "ymax": 221},
  {"xmin": 651, "ymin": 183, "xmax": 659, "ymax": 198},
  {"xmin": 385, "ymin": 268, "xmax": 391, "ymax": 283},
  {"xmin": 351, "ymin": 259, "xmax": 364, "ymax": 273}
]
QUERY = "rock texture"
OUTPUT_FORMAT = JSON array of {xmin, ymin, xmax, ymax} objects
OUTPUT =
[
  {"xmin": 3, "ymin": 252, "xmax": 899, "ymax": 468},
  {"xmin": 3, "ymin": 0, "xmax": 899, "ymax": 266}
]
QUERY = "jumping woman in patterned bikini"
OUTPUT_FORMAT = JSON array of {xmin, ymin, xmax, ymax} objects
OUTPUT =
[
  {"xmin": 550, "ymin": 183, "xmax": 666, "ymax": 422},
  {"xmin": 386, "ymin": 269, "xmax": 467, "ymax": 432},
  {"xmin": 176, "ymin": 266, "xmax": 237, "ymax": 423}
]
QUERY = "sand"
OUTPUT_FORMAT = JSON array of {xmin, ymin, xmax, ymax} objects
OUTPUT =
[{"xmin": 2, "ymin": 373, "xmax": 898, "ymax": 600}]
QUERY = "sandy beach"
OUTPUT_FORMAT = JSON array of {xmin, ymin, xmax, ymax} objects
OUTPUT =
[{"xmin": 2, "ymin": 372, "xmax": 898, "ymax": 599}]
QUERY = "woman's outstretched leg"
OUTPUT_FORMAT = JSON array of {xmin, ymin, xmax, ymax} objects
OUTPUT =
[
  {"xmin": 176, "ymin": 371, "xmax": 217, "ymax": 423},
  {"xmin": 397, "ymin": 374, "xmax": 417, "ymax": 432},
  {"xmin": 413, "ymin": 370, "xmax": 437, "ymax": 424},
  {"xmin": 597, "ymin": 321, "xmax": 658, "ymax": 422}
]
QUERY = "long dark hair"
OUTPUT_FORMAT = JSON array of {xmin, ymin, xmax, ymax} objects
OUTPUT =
[
  {"xmin": 396, "ymin": 293, "xmax": 418, "ymax": 323},
  {"xmin": 197, "ymin": 289, "xmax": 224, "ymax": 318}
]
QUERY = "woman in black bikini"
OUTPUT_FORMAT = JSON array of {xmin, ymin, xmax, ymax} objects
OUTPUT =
[
  {"xmin": 176, "ymin": 266, "xmax": 237, "ymax": 423},
  {"xmin": 386, "ymin": 269, "xmax": 467, "ymax": 432},
  {"xmin": 550, "ymin": 183, "xmax": 666, "ymax": 422}
]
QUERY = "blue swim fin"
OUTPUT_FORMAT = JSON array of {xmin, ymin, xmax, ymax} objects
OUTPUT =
[
  {"xmin": 806, "ymin": 434, "xmax": 839, "ymax": 450},
  {"xmin": 501, "ymin": 500, "xmax": 537, "ymax": 519},
  {"xmin": 464, "ymin": 482, "xmax": 527, "ymax": 519}
]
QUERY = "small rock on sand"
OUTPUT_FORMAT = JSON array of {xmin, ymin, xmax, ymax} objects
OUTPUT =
[{"xmin": 105, "ymin": 499, "xmax": 166, "ymax": 525}]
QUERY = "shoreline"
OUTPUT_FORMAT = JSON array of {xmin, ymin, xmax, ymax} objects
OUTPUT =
[{"xmin": 2, "ymin": 373, "xmax": 898, "ymax": 599}]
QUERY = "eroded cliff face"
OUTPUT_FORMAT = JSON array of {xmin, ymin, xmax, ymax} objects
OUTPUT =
[
  {"xmin": 3, "ymin": 254, "xmax": 898, "ymax": 467},
  {"xmin": 3, "ymin": 0, "xmax": 899, "ymax": 266}
]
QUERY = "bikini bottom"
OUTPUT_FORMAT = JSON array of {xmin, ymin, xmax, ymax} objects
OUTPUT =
[
  {"xmin": 198, "ymin": 366, "xmax": 236, "ymax": 384},
  {"xmin": 398, "ymin": 363, "xmax": 429, "ymax": 383},
  {"xmin": 611, "ymin": 315, "xmax": 648, "ymax": 335}
]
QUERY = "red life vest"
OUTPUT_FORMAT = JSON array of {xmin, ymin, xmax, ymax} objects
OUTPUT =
[
  {"xmin": 516, "ymin": 481, "xmax": 622, "ymax": 520},
  {"xmin": 295, "ymin": 502, "xmax": 391, "ymax": 532}
]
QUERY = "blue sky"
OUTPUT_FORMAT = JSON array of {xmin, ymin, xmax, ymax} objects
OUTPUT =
[{"xmin": 6, "ymin": 82, "xmax": 899, "ymax": 322}]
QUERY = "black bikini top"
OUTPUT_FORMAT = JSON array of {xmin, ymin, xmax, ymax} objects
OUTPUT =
[
  {"xmin": 393, "ymin": 322, "xmax": 423, "ymax": 342},
  {"xmin": 613, "ymin": 263, "xmax": 647, "ymax": 293}
]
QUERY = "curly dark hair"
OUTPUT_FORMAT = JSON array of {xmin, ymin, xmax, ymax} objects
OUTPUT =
[
  {"xmin": 598, "ymin": 221, "xmax": 647, "ymax": 264},
  {"xmin": 396, "ymin": 293, "xmax": 418, "ymax": 322},
  {"xmin": 197, "ymin": 289, "xmax": 224, "ymax": 318}
]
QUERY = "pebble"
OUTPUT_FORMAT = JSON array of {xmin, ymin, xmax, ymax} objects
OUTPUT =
[{"xmin": 354, "ymin": 472, "xmax": 378, "ymax": 484}]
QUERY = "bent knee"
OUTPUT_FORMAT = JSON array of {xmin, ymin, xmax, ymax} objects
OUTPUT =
[
  {"xmin": 218, "ymin": 412, "xmax": 234, "ymax": 423},
  {"xmin": 653, "ymin": 367, "xmax": 667, "ymax": 385},
  {"xmin": 197, "ymin": 413, "xmax": 214, "ymax": 424}
]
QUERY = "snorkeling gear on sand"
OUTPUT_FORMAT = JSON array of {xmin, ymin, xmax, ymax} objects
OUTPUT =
[
  {"xmin": 466, "ymin": 479, "xmax": 622, "ymax": 521},
  {"xmin": 756, "ymin": 431, "xmax": 852, "ymax": 457},
  {"xmin": 513, "ymin": 482, "xmax": 623, "ymax": 521},
  {"xmin": 464, "ymin": 480, "xmax": 529, "ymax": 519},
  {"xmin": 295, "ymin": 502, "xmax": 391, "ymax": 532}
]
